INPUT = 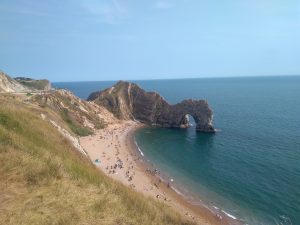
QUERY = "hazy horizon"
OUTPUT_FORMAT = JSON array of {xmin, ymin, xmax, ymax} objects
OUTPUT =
[
  {"xmin": 1, "ymin": 0, "xmax": 300, "ymax": 81},
  {"xmin": 49, "ymin": 74, "xmax": 300, "ymax": 83}
]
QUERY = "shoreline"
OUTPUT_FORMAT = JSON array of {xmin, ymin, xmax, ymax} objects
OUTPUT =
[{"xmin": 80, "ymin": 121, "xmax": 242, "ymax": 225}]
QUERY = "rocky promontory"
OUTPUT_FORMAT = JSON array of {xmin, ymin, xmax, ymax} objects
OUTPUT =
[{"xmin": 88, "ymin": 81, "xmax": 215, "ymax": 132}]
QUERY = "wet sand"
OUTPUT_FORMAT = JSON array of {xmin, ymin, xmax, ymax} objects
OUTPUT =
[{"xmin": 80, "ymin": 121, "xmax": 241, "ymax": 225}]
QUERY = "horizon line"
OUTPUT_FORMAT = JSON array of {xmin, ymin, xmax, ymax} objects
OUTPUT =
[{"xmin": 51, "ymin": 74, "xmax": 300, "ymax": 83}]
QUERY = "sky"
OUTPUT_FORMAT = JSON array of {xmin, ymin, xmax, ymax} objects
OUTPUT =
[{"xmin": 0, "ymin": 0, "xmax": 300, "ymax": 82}]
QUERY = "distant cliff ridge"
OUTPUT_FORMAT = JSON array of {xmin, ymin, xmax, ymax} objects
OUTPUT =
[
  {"xmin": 15, "ymin": 77, "xmax": 51, "ymax": 91},
  {"xmin": 88, "ymin": 81, "xmax": 215, "ymax": 133},
  {"xmin": 0, "ymin": 71, "xmax": 31, "ymax": 92},
  {"xmin": 0, "ymin": 71, "xmax": 51, "ymax": 92}
]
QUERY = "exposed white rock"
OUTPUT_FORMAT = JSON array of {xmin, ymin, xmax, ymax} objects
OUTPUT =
[
  {"xmin": 49, "ymin": 119, "xmax": 88, "ymax": 156},
  {"xmin": 40, "ymin": 113, "xmax": 46, "ymax": 120},
  {"xmin": 0, "ymin": 71, "xmax": 31, "ymax": 93},
  {"xmin": 78, "ymin": 105, "xmax": 88, "ymax": 113}
]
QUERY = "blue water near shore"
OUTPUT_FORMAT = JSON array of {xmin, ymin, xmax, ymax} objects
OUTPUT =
[{"xmin": 54, "ymin": 76, "xmax": 300, "ymax": 225}]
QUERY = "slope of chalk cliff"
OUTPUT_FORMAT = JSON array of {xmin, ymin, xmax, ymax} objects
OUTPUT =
[
  {"xmin": 0, "ymin": 71, "xmax": 31, "ymax": 92},
  {"xmin": 88, "ymin": 81, "xmax": 215, "ymax": 132},
  {"xmin": 0, "ymin": 92, "xmax": 194, "ymax": 225},
  {"xmin": 32, "ymin": 89, "xmax": 118, "ymax": 136}
]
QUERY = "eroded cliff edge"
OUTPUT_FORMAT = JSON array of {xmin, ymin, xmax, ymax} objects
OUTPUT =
[{"xmin": 88, "ymin": 81, "xmax": 215, "ymax": 133}]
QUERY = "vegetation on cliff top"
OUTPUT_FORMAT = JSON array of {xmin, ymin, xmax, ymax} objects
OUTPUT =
[
  {"xmin": 0, "ymin": 95, "xmax": 193, "ymax": 225},
  {"xmin": 15, "ymin": 77, "xmax": 51, "ymax": 91}
]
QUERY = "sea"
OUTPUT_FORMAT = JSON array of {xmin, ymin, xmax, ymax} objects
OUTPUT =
[{"xmin": 54, "ymin": 76, "xmax": 300, "ymax": 225}]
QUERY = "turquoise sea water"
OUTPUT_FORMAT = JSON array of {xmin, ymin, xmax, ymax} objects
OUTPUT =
[{"xmin": 54, "ymin": 76, "xmax": 300, "ymax": 225}]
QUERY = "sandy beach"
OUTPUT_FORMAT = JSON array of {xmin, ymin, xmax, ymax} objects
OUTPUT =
[{"xmin": 80, "ymin": 121, "xmax": 241, "ymax": 225}]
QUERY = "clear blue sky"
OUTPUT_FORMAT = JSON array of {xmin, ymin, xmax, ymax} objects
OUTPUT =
[{"xmin": 1, "ymin": 0, "xmax": 300, "ymax": 81}]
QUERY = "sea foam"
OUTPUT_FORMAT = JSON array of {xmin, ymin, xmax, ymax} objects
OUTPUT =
[
  {"xmin": 134, "ymin": 139, "xmax": 145, "ymax": 156},
  {"xmin": 221, "ymin": 210, "xmax": 237, "ymax": 220}
]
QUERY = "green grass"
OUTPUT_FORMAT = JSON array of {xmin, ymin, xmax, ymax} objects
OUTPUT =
[
  {"xmin": 0, "ymin": 96, "xmax": 194, "ymax": 225},
  {"xmin": 60, "ymin": 108, "xmax": 93, "ymax": 136}
]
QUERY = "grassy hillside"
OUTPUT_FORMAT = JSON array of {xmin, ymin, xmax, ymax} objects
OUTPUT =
[{"xmin": 0, "ymin": 95, "xmax": 193, "ymax": 225}]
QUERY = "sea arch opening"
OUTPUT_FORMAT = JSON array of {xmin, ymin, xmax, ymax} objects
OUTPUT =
[{"xmin": 180, "ymin": 114, "xmax": 197, "ymax": 129}]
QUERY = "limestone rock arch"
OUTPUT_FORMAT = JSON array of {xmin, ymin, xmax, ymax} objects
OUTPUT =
[{"xmin": 88, "ymin": 81, "xmax": 216, "ymax": 133}]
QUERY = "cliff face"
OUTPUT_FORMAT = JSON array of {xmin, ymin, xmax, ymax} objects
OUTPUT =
[
  {"xmin": 0, "ymin": 71, "xmax": 31, "ymax": 92},
  {"xmin": 88, "ymin": 81, "xmax": 215, "ymax": 132}
]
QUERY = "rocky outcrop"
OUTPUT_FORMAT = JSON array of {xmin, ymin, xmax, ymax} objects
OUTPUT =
[
  {"xmin": 0, "ymin": 71, "xmax": 31, "ymax": 92},
  {"xmin": 88, "ymin": 81, "xmax": 215, "ymax": 133}
]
